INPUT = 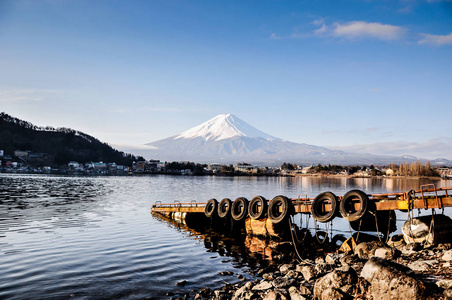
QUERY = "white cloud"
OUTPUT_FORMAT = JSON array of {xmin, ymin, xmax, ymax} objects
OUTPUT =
[
  {"xmin": 330, "ymin": 137, "xmax": 452, "ymax": 160},
  {"xmin": 0, "ymin": 88, "xmax": 60, "ymax": 103},
  {"xmin": 331, "ymin": 21, "xmax": 406, "ymax": 41},
  {"xmin": 418, "ymin": 32, "xmax": 452, "ymax": 46}
]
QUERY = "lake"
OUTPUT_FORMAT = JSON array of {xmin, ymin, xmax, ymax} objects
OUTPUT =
[{"xmin": 1, "ymin": 174, "xmax": 451, "ymax": 299}]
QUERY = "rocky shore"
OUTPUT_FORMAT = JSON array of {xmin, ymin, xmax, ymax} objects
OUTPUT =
[{"xmin": 190, "ymin": 236, "xmax": 452, "ymax": 300}]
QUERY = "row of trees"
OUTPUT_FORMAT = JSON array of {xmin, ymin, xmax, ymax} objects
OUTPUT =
[
  {"xmin": 390, "ymin": 161, "xmax": 438, "ymax": 177},
  {"xmin": 280, "ymin": 162, "xmax": 439, "ymax": 177}
]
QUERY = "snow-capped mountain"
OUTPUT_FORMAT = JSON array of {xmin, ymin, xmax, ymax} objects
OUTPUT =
[
  {"xmin": 174, "ymin": 113, "xmax": 278, "ymax": 141},
  {"xmin": 139, "ymin": 113, "xmax": 431, "ymax": 165}
]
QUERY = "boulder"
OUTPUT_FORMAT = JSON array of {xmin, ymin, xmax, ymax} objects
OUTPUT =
[
  {"xmin": 374, "ymin": 247, "xmax": 397, "ymax": 260},
  {"xmin": 272, "ymin": 277, "xmax": 295, "ymax": 289},
  {"xmin": 386, "ymin": 234, "xmax": 406, "ymax": 250},
  {"xmin": 402, "ymin": 215, "xmax": 452, "ymax": 245},
  {"xmin": 443, "ymin": 249, "xmax": 452, "ymax": 261},
  {"xmin": 355, "ymin": 241, "xmax": 384, "ymax": 259},
  {"xmin": 325, "ymin": 253, "xmax": 345, "ymax": 265},
  {"xmin": 445, "ymin": 288, "xmax": 452, "ymax": 300},
  {"xmin": 279, "ymin": 264, "xmax": 294, "ymax": 275},
  {"xmin": 288, "ymin": 287, "xmax": 306, "ymax": 300},
  {"xmin": 252, "ymin": 280, "xmax": 273, "ymax": 291},
  {"xmin": 299, "ymin": 265, "xmax": 318, "ymax": 282},
  {"xmin": 313, "ymin": 269, "xmax": 357, "ymax": 300},
  {"xmin": 407, "ymin": 261, "xmax": 430, "ymax": 272},
  {"xmin": 361, "ymin": 257, "xmax": 425, "ymax": 300},
  {"xmin": 437, "ymin": 279, "xmax": 452, "ymax": 290}
]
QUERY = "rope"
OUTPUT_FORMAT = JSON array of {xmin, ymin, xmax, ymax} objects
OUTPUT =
[
  {"xmin": 288, "ymin": 217, "xmax": 304, "ymax": 262},
  {"xmin": 291, "ymin": 215, "xmax": 310, "ymax": 244},
  {"xmin": 313, "ymin": 218, "xmax": 329, "ymax": 244}
]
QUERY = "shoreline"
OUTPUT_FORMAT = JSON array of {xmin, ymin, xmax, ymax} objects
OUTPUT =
[{"xmin": 190, "ymin": 238, "xmax": 452, "ymax": 300}]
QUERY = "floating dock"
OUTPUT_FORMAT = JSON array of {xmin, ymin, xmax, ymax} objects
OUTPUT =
[{"xmin": 151, "ymin": 185, "xmax": 452, "ymax": 241}]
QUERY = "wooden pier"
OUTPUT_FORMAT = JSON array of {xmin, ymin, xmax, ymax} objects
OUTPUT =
[
  {"xmin": 152, "ymin": 185, "xmax": 451, "ymax": 219},
  {"xmin": 151, "ymin": 185, "xmax": 452, "ymax": 242}
]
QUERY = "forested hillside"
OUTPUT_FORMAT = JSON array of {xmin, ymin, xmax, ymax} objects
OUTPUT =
[{"xmin": 0, "ymin": 112, "xmax": 141, "ymax": 166}]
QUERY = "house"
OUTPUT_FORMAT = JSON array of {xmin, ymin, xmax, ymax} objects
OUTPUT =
[
  {"xmin": 438, "ymin": 168, "xmax": 452, "ymax": 178},
  {"xmin": 235, "ymin": 163, "xmax": 258, "ymax": 174},
  {"xmin": 207, "ymin": 163, "xmax": 223, "ymax": 173},
  {"xmin": 385, "ymin": 168, "xmax": 395, "ymax": 176},
  {"xmin": 14, "ymin": 150, "xmax": 29, "ymax": 157},
  {"xmin": 68, "ymin": 161, "xmax": 80, "ymax": 169}
]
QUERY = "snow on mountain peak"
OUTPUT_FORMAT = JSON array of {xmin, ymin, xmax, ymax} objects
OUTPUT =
[{"xmin": 174, "ymin": 113, "xmax": 279, "ymax": 141}]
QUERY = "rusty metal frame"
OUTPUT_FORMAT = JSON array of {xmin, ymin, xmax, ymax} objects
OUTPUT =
[{"xmin": 151, "ymin": 187, "xmax": 452, "ymax": 215}]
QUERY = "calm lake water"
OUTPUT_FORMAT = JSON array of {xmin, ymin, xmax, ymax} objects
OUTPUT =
[{"xmin": 1, "ymin": 174, "xmax": 451, "ymax": 299}]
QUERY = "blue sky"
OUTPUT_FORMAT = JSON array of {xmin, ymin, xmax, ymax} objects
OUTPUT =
[{"xmin": 1, "ymin": 0, "xmax": 451, "ymax": 159}]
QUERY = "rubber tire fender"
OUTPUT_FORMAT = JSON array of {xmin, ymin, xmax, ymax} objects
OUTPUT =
[
  {"xmin": 204, "ymin": 198, "xmax": 218, "ymax": 218},
  {"xmin": 248, "ymin": 196, "xmax": 268, "ymax": 220},
  {"xmin": 218, "ymin": 198, "xmax": 232, "ymax": 218},
  {"xmin": 311, "ymin": 192, "xmax": 338, "ymax": 223},
  {"xmin": 339, "ymin": 190, "xmax": 369, "ymax": 222},
  {"xmin": 268, "ymin": 195, "xmax": 291, "ymax": 224},
  {"xmin": 231, "ymin": 197, "xmax": 249, "ymax": 221}
]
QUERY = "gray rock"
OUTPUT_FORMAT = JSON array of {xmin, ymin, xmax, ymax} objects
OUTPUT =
[
  {"xmin": 325, "ymin": 253, "xmax": 345, "ymax": 265},
  {"xmin": 355, "ymin": 241, "xmax": 384, "ymax": 259},
  {"xmin": 252, "ymin": 281, "xmax": 273, "ymax": 291},
  {"xmin": 300, "ymin": 265, "xmax": 317, "ymax": 281},
  {"xmin": 445, "ymin": 288, "xmax": 452, "ymax": 300},
  {"xmin": 233, "ymin": 285, "xmax": 248, "ymax": 300},
  {"xmin": 361, "ymin": 257, "xmax": 425, "ymax": 300},
  {"xmin": 286, "ymin": 270, "xmax": 298, "ymax": 278},
  {"xmin": 339, "ymin": 254, "xmax": 356, "ymax": 266},
  {"xmin": 298, "ymin": 285, "xmax": 311, "ymax": 295},
  {"xmin": 245, "ymin": 281, "xmax": 254, "ymax": 290},
  {"xmin": 315, "ymin": 263, "xmax": 330, "ymax": 275},
  {"xmin": 176, "ymin": 280, "xmax": 187, "ymax": 286},
  {"xmin": 443, "ymin": 249, "xmax": 452, "ymax": 261},
  {"xmin": 263, "ymin": 291, "xmax": 279, "ymax": 300},
  {"xmin": 402, "ymin": 215, "xmax": 452, "ymax": 245},
  {"xmin": 374, "ymin": 247, "xmax": 397, "ymax": 260},
  {"xmin": 288, "ymin": 286, "xmax": 307, "ymax": 300},
  {"xmin": 313, "ymin": 269, "xmax": 357, "ymax": 300},
  {"xmin": 402, "ymin": 242, "xmax": 423, "ymax": 255},
  {"xmin": 386, "ymin": 234, "xmax": 406, "ymax": 250},
  {"xmin": 437, "ymin": 243, "xmax": 452, "ymax": 250},
  {"xmin": 317, "ymin": 288, "xmax": 347, "ymax": 300},
  {"xmin": 279, "ymin": 264, "xmax": 294, "ymax": 275},
  {"xmin": 272, "ymin": 277, "xmax": 295, "ymax": 289},
  {"xmin": 437, "ymin": 280, "xmax": 452, "ymax": 290},
  {"xmin": 408, "ymin": 261, "xmax": 430, "ymax": 272},
  {"xmin": 315, "ymin": 257, "xmax": 325, "ymax": 264}
]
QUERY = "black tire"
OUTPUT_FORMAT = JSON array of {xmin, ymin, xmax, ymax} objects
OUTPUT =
[
  {"xmin": 204, "ymin": 198, "xmax": 218, "ymax": 217},
  {"xmin": 248, "ymin": 196, "xmax": 268, "ymax": 220},
  {"xmin": 268, "ymin": 195, "xmax": 291, "ymax": 224},
  {"xmin": 339, "ymin": 190, "xmax": 369, "ymax": 222},
  {"xmin": 231, "ymin": 197, "xmax": 249, "ymax": 221},
  {"xmin": 311, "ymin": 192, "xmax": 338, "ymax": 223},
  {"xmin": 218, "ymin": 198, "xmax": 232, "ymax": 218}
]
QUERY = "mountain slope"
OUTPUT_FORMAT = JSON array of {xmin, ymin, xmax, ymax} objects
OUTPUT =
[
  {"xmin": 0, "ymin": 112, "xmax": 139, "ymax": 166},
  {"xmin": 142, "ymin": 113, "xmax": 430, "ymax": 165}
]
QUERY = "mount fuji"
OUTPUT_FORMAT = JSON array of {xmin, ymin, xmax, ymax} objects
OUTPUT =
[{"xmin": 140, "ymin": 113, "xmax": 421, "ymax": 165}]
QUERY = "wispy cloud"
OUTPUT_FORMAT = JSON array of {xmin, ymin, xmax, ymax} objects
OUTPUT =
[
  {"xmin": 330, "ymin": 137, "xmax": 452, "ymax": 160},
  {"xmin": 321, "ymin": 20, "xmax": 406, "ymax": 41},
  {"xmin": 0, "ymin": 88, "xmax": 60, "ymax": 103},
  {"xmin": 418, "ymin": 32, "xmax": 452, "ymax": 45},
  {"xmin": 272, "ymin": 19, "xmax": 406, "ymax": 42}
]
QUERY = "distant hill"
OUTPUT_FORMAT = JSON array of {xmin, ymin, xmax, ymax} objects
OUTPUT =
[
  {"xmin": 0, "ymin": 112, "xmax": 141, "ymax": 167},
  {"xmin": 140, "ymin": 113, "xmax": 452, "ymax": 166}
]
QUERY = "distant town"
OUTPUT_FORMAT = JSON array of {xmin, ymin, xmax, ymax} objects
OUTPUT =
[{"xmin": 1, "ymin": 149, "xmax": 452, "ymax": 179}]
